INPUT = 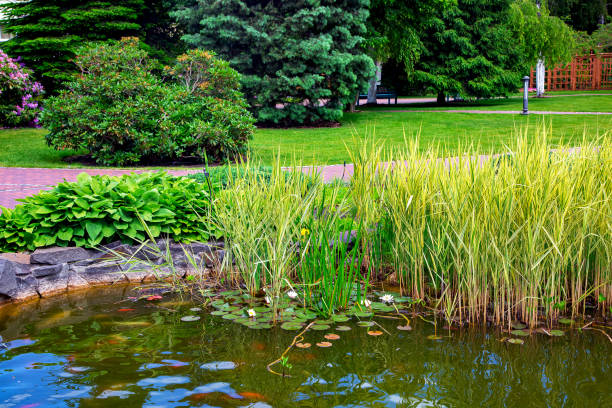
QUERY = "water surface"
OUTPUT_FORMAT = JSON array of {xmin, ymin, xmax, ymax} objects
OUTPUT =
[{"xmin": 0, "ymin": 286, "xmax": 609, "ymax": 407}]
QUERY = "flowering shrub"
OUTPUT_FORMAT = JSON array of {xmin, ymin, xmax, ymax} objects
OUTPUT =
[
  {"xmin": 42, "ymin": 38, "xmax": 255, "ymax": 166},
  {"xmin": 0, "ymin": 49, "xmax": 44, "ymax": 127}
]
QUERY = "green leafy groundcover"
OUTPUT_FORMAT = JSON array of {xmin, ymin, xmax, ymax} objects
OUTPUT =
[{"xmin": 0, "ymin": 172, "xmax": 215, "ymax": 252}]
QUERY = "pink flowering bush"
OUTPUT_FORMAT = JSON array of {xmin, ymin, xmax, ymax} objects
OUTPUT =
[{"xmin": 0, "ymin": 49, "xmax": 44, "ymax": 127}]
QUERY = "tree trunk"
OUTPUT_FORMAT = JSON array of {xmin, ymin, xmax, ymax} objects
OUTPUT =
[
  {"xmin": 437, "ymin": 91, "xmax": 446, "ymax": 105},
  {"xmin": 366, "ymin": 61, "xmax": 382, "ymax": 105},
  {"xmin": 536, "ymin": 59, "xmax": 545, "ymax": 97}
]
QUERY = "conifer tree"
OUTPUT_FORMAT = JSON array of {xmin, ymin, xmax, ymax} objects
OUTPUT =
[
  {"xmin": 0, "ymin": 0, "xmax": 178, "ymax": 92},
  {"xmin": 172, "ymin": 0, "xmax": 374, "ymax": 125}
]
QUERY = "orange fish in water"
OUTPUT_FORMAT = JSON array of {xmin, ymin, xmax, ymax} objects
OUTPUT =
[
  {"xmin": 187, "ymin": 393, "xmax": 211, "ymax": 402},
  {"xmin": 251, "ymin": 341, "xmax": 266, "ymax": 351},
  {"xmin": 146, "ymin": 295, "xmax": 162, "ymax": 301},
  {"xmin": 117, "ymin": 308, "xmax": 135, "ymax": 312},
  {"xmin": 239, "ymin": 391, "xmax": 267, "ymax": 401}
]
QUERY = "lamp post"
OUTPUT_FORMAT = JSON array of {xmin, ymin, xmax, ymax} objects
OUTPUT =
[{"xmin": 522, "ymin": 76, "xmax": 530, "ymax": 115}]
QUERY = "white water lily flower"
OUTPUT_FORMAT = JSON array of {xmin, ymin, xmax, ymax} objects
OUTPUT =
[
  {"xmin": 287, "ymin": 290, "xmax": 298, "ymax": 299},
  {"xmin": 380, "ymin": 294, "xmax": 394, "ymax": 304},
  {"xmin": 362, "ymin": 299, "xmax": 372, "ymax": 307},
  {"xmin": 265, "ymin": 296, "xmax": 271, "ymax": 304},
  {"xmin": 247, "ymin": 309, "xmax": 256, "ymax": 317}
]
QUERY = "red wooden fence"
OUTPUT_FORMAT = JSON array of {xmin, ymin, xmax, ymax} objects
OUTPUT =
[{"xmin": 529, "ymin": 53, "xmax": 612, "ymax": 91}]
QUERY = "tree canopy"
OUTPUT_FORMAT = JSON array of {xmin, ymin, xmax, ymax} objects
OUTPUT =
[
  {"xmin": 0, "ymin": 0, "xmax": 179, "ymax": 92},
  {"xmin": 171, "ymin": 0, "xmax": 374, "ymax": 125}
]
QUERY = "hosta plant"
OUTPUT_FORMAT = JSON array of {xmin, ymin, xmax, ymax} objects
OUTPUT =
[{"xmin": 0, "ymin": 172, "xmax": 216, "ymax": 252}]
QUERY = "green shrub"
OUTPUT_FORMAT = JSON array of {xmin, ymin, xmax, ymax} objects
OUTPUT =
[
  {"xmin": 0, "ymin": 172, "xmax": 216, "ymax": 252},
  {"xmin": 42, "ymin": 37, "xmax": 255, "ymax": 166}
]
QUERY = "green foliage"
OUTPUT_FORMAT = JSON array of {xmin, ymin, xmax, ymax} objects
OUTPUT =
[
  {"xmin": 42, "ymin": 38, "xmax": 255, "ymax": 166},
  {"xmin": 0, "ymin": 172, "xmax": 214, "ymax": 252},
  {"xmin": 547, "ymin": 0, "xmax": 609, "ymax": 33},
  {"xmin": 510, "ymin": 0, "xmax": 575, "ymax": 66},
  {"xmin": 171, "ymin": 0, "xmax": 374, "ymax": 125},
  {"xmin": 0, "ymin": 0, "xmax": 180, "ymax": 92},
  {"xmin": 409, "ymin": 0, "xmax": 532, "ymax": 100},
  {"xmin": 575, "ymin": 23, "xmax": 612, "ymax": 53}
]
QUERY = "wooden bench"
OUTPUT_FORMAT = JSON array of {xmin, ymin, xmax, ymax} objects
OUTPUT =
[{"xmin": 356, "ymin": 88, "xmax": 398, "ymax": 106}]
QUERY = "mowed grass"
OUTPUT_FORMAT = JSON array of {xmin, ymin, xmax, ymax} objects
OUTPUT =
[
  {"xmin": 1, "ymin": 108, "xmax": 611, "ymax": 167},
  {"xmin": 365, "ymin": 94, "xmax": 612, "ymax": 113}
]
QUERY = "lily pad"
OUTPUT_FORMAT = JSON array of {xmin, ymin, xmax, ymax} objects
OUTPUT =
[
  {"xmin": 397, "ymin": 325, "xmax": 412, "ymax": 331},
  {"xmin": 189, "ymin": 307, "xmax": 202, "ymax": 312},
  {"xmin": 510, "ymin": 330, "xmax": 530, "ymax": 337},
  {"xmin": 311, "ymin": 324, "xmax": 331, "ymax": 331},
  {"xmin": 354, "ymin": 311, "xmax": 373, "ymax": 318},
  {"xmin": 507, "ymin": 338, "xmax": 524, "ymax": 345},
  {"xmin": 280, "ymin": 322, "xmax": 302, "ymax": 331},
  {"xmin": 335, "ymin": 326, "xmax": 352, "ymax": 331},
  {"xmin": 296, "ymin": 342, "xmax": 311, "ymax": 349},
  {"xmin": 220, "ymin": 290, "xmax": 240, "ymax": 296},
  {"xmin": 324, "ymin": 333, "xmax": 340, "ymax": 340},
  {"xmin": 558, "ymin": 318, "xmax": 574, "ymax": 325},
  {"xmin": 210, "ymin": 310, "xmax": 227, "ymax": 316},
  {"xmin": 316, "ymin": 341, "xmax": 332, "ymax": 348},
  {"xmin": 331, "ymin": 315, "xmax": 350, "ymax": 322},
  {"xmin": 511, "ymin": 322, "xmax": 527, "ymax": 330},
  {"xmin": 394, "ymin": 296, "xmax": 411, "ymax": 303},
  {"xmin": 367, "ymin": 330, "xmax": 383, "ymax": 336},
  {"xmin": 180, "ymin": 315, "xmax": 200, "ymax": 322},
  {"xmin": 357, "ymin": 321, "xmax": 375, "ymax": 327},
  {"xmin": 314, "ymin": 319, "xmax": 333, "ymax": 325},
  {"xmin": 222, "ymin": 314, "xmax": 240, "ymax": 320},
  {"xmin": 550, "ymin": 329, "xmax": 564, "ymax": 336},
  {"xmin": 249, "ymin": 323, "xmax": 272, "ymax": 329}
]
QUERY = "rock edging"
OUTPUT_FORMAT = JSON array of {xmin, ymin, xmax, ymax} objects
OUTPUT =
[{"xmin": 0, "ymin": 239, "xmax": 224, "ymax": 305}]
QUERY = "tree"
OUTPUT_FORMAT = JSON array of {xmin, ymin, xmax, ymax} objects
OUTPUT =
[
  {"xmin": 409, "ymin": 0, "xmax": 531, "ymax": 103},
  {"xmin": 363, "ymin": 0, "xmax": 448, "ymax": 105},
  {"xmin": 0, "ymin": 0, "xmax": 180, "ymax": 92},
  {"xmin": 547, "ymin": 0, "xmax": 608, "ymax": 33},
  {"xmin": 171, "ymin": 0, "xmax": 374, "ymax": 125},
  {"xmin": 510, "ymin": 0, "xmax": 575, "ymax": 96}
]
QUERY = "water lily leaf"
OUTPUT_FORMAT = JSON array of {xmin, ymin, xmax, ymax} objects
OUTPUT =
[
  {"xmin": 511, "ymin": 330, "xmax": 529, "ymax": 337},
  {"xmin": 189, "ymin": 307, "xmax": 202, "ymax": 312},
  {"xmin": 354, "ymin": 311, "xmax": 373, "ymax": 318},
  {"xmin": 331, "ymin": 315, "xmax": 349, "ymax": 322},
  {"xmin": 314, "ymin": 319, "xmax": 333, "ymax": 325},
  {"xmin": 357, "ymin": 321, "xmax": 375, "ymax": 327},
  {"xmin": 367, "ymin": 330, "xmax": 383, "ymax": 336},
  {"xmin": 426, "ymin": 335, "xmax": 442, "ymax": 340},
  {"xmin": 253, "ymin": 306, "xmax": 270, "ymax": 313},
  {"xmin": 550, "ymin": 330, "xmax": 564, "ymax": 336},
  {"xmin": 280, "ymin": 322, "xmax": 302, "ymax": 331},
  {"xmin": 296, "ymin": 310, "xmax": 318, "ymax": 320},
  {"xmin": 241, "ymin": 320, "xmax": 259, "ymax": 327},
  {"xmin": 397, "ymin": 325, "xmax": 412, "ymax": 331},
  {"xmin": 222, "ymin": 314, "xmax": 240, "ymax": 320},
  {"xmin": 220, "ymin": 290, "xmax": 240, "ymax": 296},
  {"xmin": 324, "ymin": 333, "xmax": 340, "ymax": 340},
  {"xmin": 234, "ymin": 317, "xmax": 250, "ymax": 324},
  {"xmin": 335, "ymin": 326, "xmax": 352, "ymax": 331},
  {"xmin": 311, "ymin": 324, "xmax": 330, "ymax": 331},
  {"xmin": 511, "ymin": 322, "xmax": 526, "ymax": 330},
  {"xmin": 210, "ymin": 310, "xmax": 227, "ymax": 316},
  {"xmin": 507, "ymin": 338, "xmax": 524, "ymax": 345},
  {"xmin": 249, "ymin": 324, "xmax": 271, "ymax": 329},
  {"xmin": 296, "ymin": 342, "xmax": 311, "ymax": 349},
  {"xmin": 316, "ymin": 341, "xmax": 332, "ymax": 348},
  {"xmin": 394, "ymin": 296, "xmax": 411, "ymax": 303},
  {"xmin": 558, "ymin": 318, "xmax": 574, "ymax": 325},
  {"xmin": 180, "ymin": 315, "xmax": 200, "ymax": 322}
]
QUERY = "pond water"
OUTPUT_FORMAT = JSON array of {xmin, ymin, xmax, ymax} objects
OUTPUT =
[{"xmin": 0, "ymin": 285, "xmax": 609, "ymax": 408}]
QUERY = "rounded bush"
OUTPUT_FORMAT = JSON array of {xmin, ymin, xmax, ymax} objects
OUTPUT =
[{"xmin": 42, "ymin": 38, "xmax": 255, "ymax": 166}]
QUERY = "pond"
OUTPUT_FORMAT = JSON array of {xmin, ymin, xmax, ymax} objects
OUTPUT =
[{"xmin": 0, "ymin": 285, "xmax": 609, "ymax": 407}]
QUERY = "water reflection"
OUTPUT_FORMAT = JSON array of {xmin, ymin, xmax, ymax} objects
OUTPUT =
[{"xmin": 0, "ymin": 286, "xmax": 609, "ymax": 407}]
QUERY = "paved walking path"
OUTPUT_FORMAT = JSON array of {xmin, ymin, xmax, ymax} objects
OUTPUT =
[
  {"xmin": 0, "ymin": 167, "xmax": 193, "ymax": 209},
  {"xmin": 378, "ymin": 109, "xmax": 612, "ymax": 115}
]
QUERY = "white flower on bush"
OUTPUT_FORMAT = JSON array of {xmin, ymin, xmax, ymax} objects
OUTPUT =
[
  {"xmin": 287, "ymin": 290, "xmax": 298, "ymax": 299},
  {"xmin": 362, "ymin": 299, "xmax": 372, "ymax": 307},
  {"xmin": 247, "ymin": 309, "xmax": 256, "ymax": 317},
  {"xmin": 380, "ymin": 294, "xmax": 394, "ymax": 304}
]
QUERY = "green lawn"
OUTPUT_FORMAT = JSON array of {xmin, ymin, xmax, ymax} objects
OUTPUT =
[
  {"xmin": 367, "ymin": 94, "xmax": 612, "ymax": 113},
  {"xmin": 1, "ymin": 108, "xmax": 611, "ymax": 168}
]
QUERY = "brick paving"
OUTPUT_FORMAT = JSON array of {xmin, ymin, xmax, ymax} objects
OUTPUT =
[{"xmin": 0, "ymin": 167, "xmax": 195, "ymax": 209}]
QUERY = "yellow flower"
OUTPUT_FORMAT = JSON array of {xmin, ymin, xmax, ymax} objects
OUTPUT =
[{"xmin": 300, "ymin": 228, "xmax": 310, "ymax": 237}]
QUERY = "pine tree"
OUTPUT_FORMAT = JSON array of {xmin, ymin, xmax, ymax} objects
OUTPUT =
[
  {"xmin": 0, "ymin": 0, "xmax": 178, "ymax": 92},
  {"xmin": 171, "ymin": 0, "xmax": 374, "ymax": 125},
  {"xmin": 409, "ymin": 0, "xmax": 530, "ymax": 103}
]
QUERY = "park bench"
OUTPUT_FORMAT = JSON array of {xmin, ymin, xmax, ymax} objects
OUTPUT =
[{"xmin": 356, "ymin": 87, "xmax": 398, "ymax": 105}]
